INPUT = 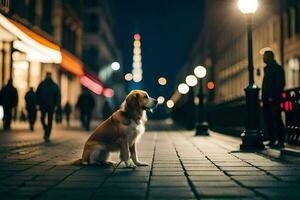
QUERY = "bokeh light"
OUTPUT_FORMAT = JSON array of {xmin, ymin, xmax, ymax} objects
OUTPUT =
[
  {"xmin": 185, "ymin": 75, "xmax": 198, "ymax": 87},
  {"xmin": 194, "ymin": 65, "xmax": 207, "ymax": 78},
  {"xmin": 207, "ymin": 81, "xmax": 215, "ymax": 90},
  {"xmin": 134, "ymin": 33, "xmax": 141, "ymax": 40},
  {"xmin": 178, "ymin": 83, "xmax": 189, "ymax": 94},
  {"xmin": 103, "ymin": 88, "xmax": 114, "ymax": 98},
  {"xmin": 125, "ymin": 73, "xmax": 133, "ymax": 81},
  {"xmin": 111, "ymin": 62, "xmax": 120, "ymax": 71},
  {"xmin": 166, "ymin": 100, "xmax": 174, "ymax": 108},
  {"xmin": 158, "ymin": 77, "xmax": 167, "ymax": 85},
  {"xmin": 157, "ymin": 96, "xmax": 165, "ymax": 104}
]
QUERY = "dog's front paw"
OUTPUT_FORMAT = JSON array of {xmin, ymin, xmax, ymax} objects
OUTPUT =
[
  {"xmin": 134, "ymin": 161, "xmax": 149, "ymax": 166},
  {"xmin": 124, "ymin": 160, "xmax": 137, "ymax": 168}
]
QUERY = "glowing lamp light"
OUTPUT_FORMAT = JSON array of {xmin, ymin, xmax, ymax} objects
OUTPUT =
[
  {"xmin": 207, "ymin": 81, "xmax": 215, "ymax": 90},
  {"xmin": 103, "ymin": 88, "xmax": 114, "ymax": 98},
  {"xmin": 134, "ymin": 48, "xmax": 141, "ymax": 54},
  {"xmin": 134, "ymin": 33, "xmax": 141, "ymax": 40},
  {"xmin": 166, "ymin": 100, "xmax": 174, "ymax": 108},
  {"xmin": 157, "ymin": 96, "xmax": 165, "ymax": 104},
  {"xmin": 125, "ymin": 73, "xmax": 133, "ymax": 81},
  {"xmin": 238, "ymin": 0, "xmax": 258, "ymax": 14},
  {"xmin": 158, "ymin": 77, "xmax": 167, "ymax": 86},
  {"xmin": 80, "ymin": 76, "xmax": 103, "ymax": 95},
  {"xmin": 178, "ymin": 83, "xmax": 189, "ymax": 94},
  {"xmin": 185, "ymin": 75, "xmax": 198, "ymax": 87},
  {"xmin": 111, "ymin": 62, "xmax": 120, "ymax": 71},
  {"xmin": 194, "ymin": 65, "xmax": 207, "ymax": 78}
]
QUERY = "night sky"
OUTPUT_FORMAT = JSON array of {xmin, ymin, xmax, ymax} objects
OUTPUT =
[{"xmin": 113, "ymin": 0, "xmax": 204, "ymax": 99}]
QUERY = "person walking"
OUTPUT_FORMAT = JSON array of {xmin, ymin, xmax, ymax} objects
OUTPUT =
[
  {"xmin": 0, "ymin": 79, "xmax": 18, "ymax": 130},
  {"xmin": 262, "ymin": 50, "xmax": 286, "ymax": 148},
  {"xmin": 25, "ymin": 87, "xmax": 37, "ymax": 131},
  {"xmin": 63, "ymin": 101, "xmax": 72, "ymax": 127},
  {"xmin": 36, "ymin": 72, "xmax": 61, "ymax": 142},
  {"xmin": 76, "ymin": 90, "xmax": 95, "ymax": 131}
]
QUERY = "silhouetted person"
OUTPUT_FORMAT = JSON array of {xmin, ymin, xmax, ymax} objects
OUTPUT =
[
  {"xmin": 63, "ymin": 102, "xmax": 72, "ymax": 127},
  {"xmin": 25, "ymin": 87, "xmax": 37, "ymax": 131},
  {"xmin": 102, "ymin": 100, "xmax": 113, "ymax": 120},
  {"xmin": 76, "ymin": 91, "xmax": 95, "ymax": 131},
  {"xmin": 0, "ymin": 79, "xmax": 18, "ymax": 130},
  {"xmin": 55, "ymin": 106, "xmax": 62, "ymax": 124},
  {"xmin": 262, "ymin": 51, "xmax": 285, "ymax": 148},
  {"xmin": 36, "ymin": 72, "xmax": 61, "ymax": 142}
]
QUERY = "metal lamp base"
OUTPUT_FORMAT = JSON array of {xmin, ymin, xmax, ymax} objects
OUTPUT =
[
  {"xmin": 240, "ymin": 130, "xmax": 265, "ymax": 150},
  {"xmin": 195, "ymin": 122, "xmax": 209, "ymax": 136}
]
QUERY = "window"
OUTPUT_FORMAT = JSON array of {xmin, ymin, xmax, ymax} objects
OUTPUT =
[
  {"xmin": 286, "ymin": 58, "xmax": 300, "ymax": 89},
  {"xmin": 42, "ymin": 0, "xmax": 53, "ymax": 34}
]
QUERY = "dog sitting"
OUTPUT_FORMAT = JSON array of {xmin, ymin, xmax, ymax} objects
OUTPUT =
[{"xmin": 81, "ymin": 90, "xmax": 157, "ymax": 168}]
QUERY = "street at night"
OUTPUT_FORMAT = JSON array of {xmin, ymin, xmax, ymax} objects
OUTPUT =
[
  {"xmin": 1, "ymin": 0, "xmax": 300, "ymax": 199},
  {"xmin": 0, "ymin": 121, "xmax": 300, "ymax": 199}
]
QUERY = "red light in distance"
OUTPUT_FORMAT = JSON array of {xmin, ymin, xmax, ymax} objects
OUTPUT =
[
  {"xmin": 80, "ymin": 76, "xmax": 103, "ymax": 95},
  {"xmin": 134, "ymin": 33, "xmax": 141, "ymax": 40},
  {"xmin": 207, "ymin": 81, "xmax": 215, "ymax": 90},
  {"xmin": 103, "ymin": 88, "xmax": 114, "ymax": 98}
]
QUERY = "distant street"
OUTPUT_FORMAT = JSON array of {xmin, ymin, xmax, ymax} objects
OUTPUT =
[{"xmin": 0, "ymin": 121, "xmax": 300, "ymax": 199}]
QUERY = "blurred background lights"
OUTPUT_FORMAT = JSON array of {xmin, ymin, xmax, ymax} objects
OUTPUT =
[
  {"xmin": 157, "ymin": 96, "xmax": 165, "ymax": 104},
  {"xmin": 134, "ymin": 33, "xmax": 141, "ymax": 40},
  {"xmin": 103, "ymin": 88, "xmax": 114, "ymax": 98},
  {"xmin": 134, "ymin": 40, "xmax": 141, "ymax": 47},
  {"xmin": 111, "ymin": 62, "xmax": 120, "ymax": 71},
  {"xmin": 125, "ymin": 73, "xmax": 133, "ymax": 81},
  {"xmin": 178, "ymin": 83, "xmax": 189, "ymax": 94},
  {"xmin": 0, "ymin": 106, "xmax": 3, "ymax": 120},
  {"xmin": 207, "ymin": 81, "xmax": 215, "ymax": 90},
  {"xmin": 194, "ymin": 65, "xmax": 207, "ymax": 78},
  {"xmin": 158, "ymin": 77, "xmax": 167, "ymax": 85},
  {"xmin": 166, "ymin": 100, "xmax": 174, "ymax": 108},
  {"xmin": 185, "ymin": 75, "xmax": 198, "ymax": 87}
]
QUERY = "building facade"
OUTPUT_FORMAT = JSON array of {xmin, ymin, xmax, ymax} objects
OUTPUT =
[
  {"xmin": 0, "ymin": 0, "xmax": 84, "ymax": 117},
  {"xmin": 83, "ymin": 0, "xmax": 125, "ymax": 116}
]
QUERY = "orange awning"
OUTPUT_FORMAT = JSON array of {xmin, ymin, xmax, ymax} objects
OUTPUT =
[
  {"xmin": 9, "ymin": 19, "xmax": 60, "ymax": 52},
  {"xmin": 61, "ymin": 50, "xmax": 84, "ymax": 76},
  {"xmin": 0, "ymin": 13, "xmax": 84, "ymax": 76}
]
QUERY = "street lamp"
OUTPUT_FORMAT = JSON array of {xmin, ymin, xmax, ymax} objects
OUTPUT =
[
  {"xmin": 238, "ymin": 0, "xmax": 264, "ymax": 150},
  {"xmin": 194, "ymin": 65, "xmax": 209, "ymax": 136}
]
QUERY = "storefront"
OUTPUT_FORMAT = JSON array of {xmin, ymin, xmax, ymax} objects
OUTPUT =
[{"xmin": 0, "ymin": 13, "xmax": 84, "ymax": 116}]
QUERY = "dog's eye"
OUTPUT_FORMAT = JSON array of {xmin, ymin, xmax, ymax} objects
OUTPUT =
[{"xmin": 144, "ymin": 96, "xmax": 148, "ymax": 99}]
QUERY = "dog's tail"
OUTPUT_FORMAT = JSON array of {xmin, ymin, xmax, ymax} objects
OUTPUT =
[{"xmin": 56, "ymin": 158, "xmax": 87, "ymax": 166}]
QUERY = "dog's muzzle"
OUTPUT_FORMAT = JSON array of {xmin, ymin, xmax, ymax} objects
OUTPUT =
[{"xmin": 143, "ymin": 97, "xmax": 158, "ymax": 112}]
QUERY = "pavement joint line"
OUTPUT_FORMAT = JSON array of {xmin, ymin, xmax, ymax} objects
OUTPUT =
[
  {"xmin": 145, "ymin": 132, "xmax": 157, "ymax": 200},
  {"xmin": 171, "ymin": 134, "xmax": 199, "ymax": 200},
  {"xmin": 189, "ymin": 138, "xmax": 268, "ymax": 200},
  {"xmin": 32, "ymin": 164, "xmax": 84, "ymax": 199}
]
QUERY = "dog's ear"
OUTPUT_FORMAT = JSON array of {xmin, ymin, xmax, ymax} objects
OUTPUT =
[{"xmin": 126, "ymin": 93, "xmax": 140, "ymax": 108}]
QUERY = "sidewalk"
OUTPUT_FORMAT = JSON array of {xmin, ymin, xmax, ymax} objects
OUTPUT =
[{"xmin": 0, "ymin": 121, "xmax": 300, "ymax": 199}]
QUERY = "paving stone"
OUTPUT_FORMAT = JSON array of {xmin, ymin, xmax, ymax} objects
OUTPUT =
[
  {"xmin": 187, "ymin": 171, "xmax": 225, "ymax": 176},
  {"xmin": 230, "ymin": 175, "xmax": 277, "ymax": 181},
  {"xmin": 196, "ymin": 187, "xmax": 256, "ymax": 197},
  {"xmin": 150, "ymin": 180, "xmax": 190, "ymax": 187},
  {"xmin": 255, "ymin": 188, "xmax": 300, "ymax": 198},
  {"xmin": 192, "ymin": 181, "xmax": 239, "ymax": 187},
  {"xmin": 152, "ymin": 171, "xmax": 185, "ymax": 176},
  {"xmin": 226, "ymin": 171, "xmax": 267, "ymax": 176},
  {"xmin": 239, "ymin": 180, "xmax": 292, "ymax": 188},
  {"xmin": 149, "ymin": 188, "xmax": 195, "ymax": 198},
  {"xmin": 189, "ymin": 175, "xmax": 231, "ymax": 181}
]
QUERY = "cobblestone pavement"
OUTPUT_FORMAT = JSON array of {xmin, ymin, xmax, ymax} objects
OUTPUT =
[{"xmin": 1, "ymin": 121, "xmax": 300, "ymax": 199}]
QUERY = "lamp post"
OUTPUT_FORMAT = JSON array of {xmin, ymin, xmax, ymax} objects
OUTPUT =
[
  {"xmin": 238, "ymin": 0, "xmax": 264, "ymax": 150},
  {"xmin": 194, "ymin": 65, "xmax": 209, "ymax": 136}
]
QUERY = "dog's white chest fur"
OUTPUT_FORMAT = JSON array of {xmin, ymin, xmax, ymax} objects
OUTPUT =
[{"xmin": 126, "ymin": 111, "xmax": 147, "ymax": 146}]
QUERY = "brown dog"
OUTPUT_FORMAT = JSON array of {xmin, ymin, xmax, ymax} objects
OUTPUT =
[{"xmin": 81, "ymin": 90, "xmax": 157, "ymax": 168}]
